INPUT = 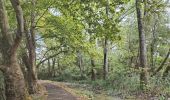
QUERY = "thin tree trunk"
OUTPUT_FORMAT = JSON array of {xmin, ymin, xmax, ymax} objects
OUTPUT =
[
  {"xmin": 91, "ymin": 59, "xmax": 96, "ymax": 81},
  {"xmin": 136, "ymin": 0, "xmax": 148, "ymax": 90},
  {"xmin": 47, "ymin": 59, "xmax": 52, "ymax": 77},
  {"xmin": 77, "ymin": 51, "xmax": 84, "ymax": 77},
  {"xmin": 52, "ymin": 58, "xmax": 56, "ymax": 77},
  {"xmin": 103, "ymin": 0, "xmax": 109, "ymax": 80},
  {"xmin": 88, "ymin": 22, "xmax": 97, "ymax": 81},
  {"xmin": 57, "ymin": 58, "xmax": 61, "ymax": 75},
  {"xmin": 22, "ymin": 0, "xmax": 39, "ymax": 94},
  {"xmin": 150, "ymin": 16, "xmax": 157, "ymax": 69},
  {"xmin": 103, "ymin": 39, "xmax": 108, "ymax": 80},
  {"xmin": 24, "ymin": 19, "xmax": 38, "ymax": 94}
]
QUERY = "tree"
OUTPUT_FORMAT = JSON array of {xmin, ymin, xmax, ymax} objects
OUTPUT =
[
  {"xmin": 22, "ymin": 0, "xmax": 38, "ymax": 93},
  {"xmin": 135, "ymin": 0, "xmax": 148, "ymax": 90},
  {"xmin": 0, "ymin": 0, "xmax": 30, "ymax": 99}
]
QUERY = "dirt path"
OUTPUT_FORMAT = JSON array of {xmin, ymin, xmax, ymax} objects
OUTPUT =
[{"xmin": 43, "ymin": 83, "xmax": 77, "ymax": 100}]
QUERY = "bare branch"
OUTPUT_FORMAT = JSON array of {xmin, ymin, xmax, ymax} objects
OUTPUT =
[
  {"xmin": 119, "ymin": 5, "xmax": 135, "ymax": 21},
  {"xmin": 10, "ymin": 0, "xmax": 24, "ymax": 55},
  {"xmin": 35, "ymin": 2, "xmax": 55, "ymax": 27}
]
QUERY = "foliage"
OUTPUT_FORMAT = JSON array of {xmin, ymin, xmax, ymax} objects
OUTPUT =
[{"xmin": 0, "ymin": 0, "xmax": 170, "ymax": 99}]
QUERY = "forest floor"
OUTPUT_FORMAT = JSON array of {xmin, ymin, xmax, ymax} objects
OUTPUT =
[{"xmin": 39, "ymin": 80, "xmax": 168, "ymax": 100}]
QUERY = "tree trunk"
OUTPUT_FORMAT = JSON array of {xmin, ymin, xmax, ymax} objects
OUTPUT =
[
  {"xmin": 47, "ymin": 59, "xmax": 52, "ymax": 77},
  {"xmin": 103, "ymin": 0, "xmax": 109, "ymax": 80},
  {"xmin": 22, "ymin": 0, "xmax": 38, "ymax": 94},
  {"xmin": 22, "ymin": 52, "xmax": 38, "ymax": 94},
  {"xmin": 88, "ymin": 23, "xmax": 97, "ymax": 81},
  {"xmin": 77, "ymin": 51, "xmax": 84, "ymax": 77},
  {"xmin": 52, "ymin": 58, "xmax": 56, "ymax": 77},
  {"xmin": 136, "ymin": 0, "xmax": 148, "ymax": 90},
  {"xmin": 23, "ymin": 20, "xmax": 38, "ymax": 94},
  {"xmin": 0, "ymin": 0, "xmax": 30, "ymax": 99},
  {"xmin": 150, "ymin": 16, "xmax": 157, "ymax": 69},
  {"xmin": 91, "ymin": 59, "xmax": 96, "ymax": 81},
  {"xmin": 4, "ymin": 56, "xmax": 29, "ymax": 100},
  {"xmin": 57, "ymin": 58, "xmax": 62, "ymax": 75},
  {"xmin": 103, "ymin": 39, "xmax": 108, "ymax": 80}
]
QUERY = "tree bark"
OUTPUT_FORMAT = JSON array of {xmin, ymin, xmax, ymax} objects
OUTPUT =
[
  {"xmin": 77, "ymin": 51, "xmax": 84, "ymax": 77},
  {"xmin": 103, "ymin": 38, "xmax": 108, "ymax": 80},
  {"xmin": 0, "ymin": 0, "xmax": 30, "ymax": 99},
  {"xmin": 4, "ymin": 59, "xmax": 29, "ymax": 100},
  {"xmin": 22, "ymin": 51, "xmax": 38, "ymax": 94},
  {"xmin": 103, "ymin": 0, "xmax": 109, "ymax": 80},
  {"xmin": 150, "ymin": 15, "xmax": 157, "ymax": 69},
  {"xmin": 23, "ymin": 19, "xmax": 38, "ymax": 94},
  {"xmin": 136, "ymin": 0, "xmax": 148, "ymax": 90},
  {"xmin": 52, "ymin": 58, "xmax": 56, "ymax": 77},
  {"xmin": 47, "ymin": 59, "xmax": 52, "ymax": 77},
  {"xmin": 91, "ymin": 59, "xmax": 96, "ymax": 81},
  {"xmin": 21, "ymin": 0, "xmax": 40, "ymax": 94}
]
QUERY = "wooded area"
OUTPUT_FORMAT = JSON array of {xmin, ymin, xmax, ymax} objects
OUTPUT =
[{"xmin": 0, "ymin": 0, "xmax": 169, "ymax": 100}]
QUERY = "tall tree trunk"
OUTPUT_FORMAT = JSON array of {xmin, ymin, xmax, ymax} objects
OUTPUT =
[
  {"xmin": 136, "ymin": 0, "xmax": 148, "ymax": 90},
  {"xmin": 22, "ymin": 0, "xmax": 38, "ymax": 94},
  {"xmin": 103, "ymin": 39, "xmax": 108, "ymax": 80},
  {"xmin": 103, "ymin": 0, "xmax": 109, "ymax": 80},
  {"xmin": 88, "ymin": 23, "xmax": 97, "ymax": 81},
  {"xmin": 150, "ymin": 15, "xmax": 157, "ymax": 69},
  {"xmin": 0, "ymin": 0, "xmax": 30, "ymax": 99},
  {"xmin": 24, "ymin": 20, "xmax": 38, "ymax": 94}
]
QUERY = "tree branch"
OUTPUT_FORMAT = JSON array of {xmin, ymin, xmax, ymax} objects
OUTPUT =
[
  {"xmin": 34, "ymin": 2, "xmax": 55, "ymax": 27},
  {"xmin": 10, "ymin": 0, "xmax": 24, "ymax": 55},
  {"xmin": 0, "ymin": 0, "xmax": 12, "ymax": 46},
  {"xmin": 37, "ymin": 44, "xmax": 63, "ymax": 61},
  {"xmin": 119, "ymin": 5, "xmax": 135, "ymax": 21},
  {"xmin": 36, "ymin": 50, "xmax": 66, "ymax": 68},
  {"xmin": 152, "ymin": 48, "xmax": 170, "ymax": 76}
]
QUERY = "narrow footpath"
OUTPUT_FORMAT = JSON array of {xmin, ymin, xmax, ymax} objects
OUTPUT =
[{"xmin": 43, "ymin": 83, "xmax": 77, "ymax": 100}]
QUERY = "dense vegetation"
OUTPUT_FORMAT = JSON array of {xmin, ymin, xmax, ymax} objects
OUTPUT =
[{"xmin": 0, "ymin": 0, "xmax": 169, "ymax": 100}]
